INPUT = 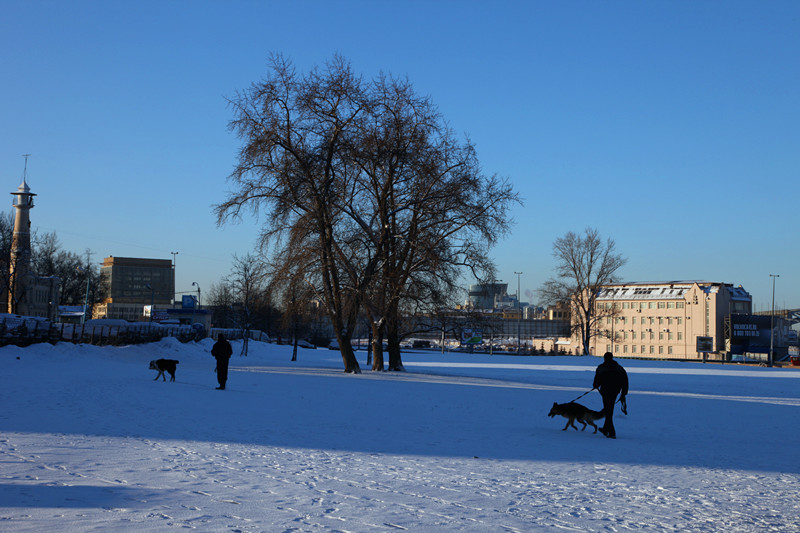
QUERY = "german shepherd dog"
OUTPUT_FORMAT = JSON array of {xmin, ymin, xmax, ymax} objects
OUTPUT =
[
  {"xmin": 149, "ymin": 359, "xmax": 179, "ymax": 382},
  {"xmin": 548, "ymin": 402, "xmax": 605, "ymax": 433}
]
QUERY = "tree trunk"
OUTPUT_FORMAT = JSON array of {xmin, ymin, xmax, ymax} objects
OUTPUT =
[
  {"xmin": 386, "ymin": 308, "xmax": 405, "ymax": 371},
  {"xmin": 371, "ymin": 323, "xmax": 385, "ymax": 371},
  {"xmin": 341, "ymin": 340, "xmax": 361, "ymax": 373},
  {"xmin": 333, "ymin": 329, "xmax": 361, "ymax": 373}
]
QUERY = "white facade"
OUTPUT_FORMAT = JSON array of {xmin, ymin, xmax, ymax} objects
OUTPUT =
[{"xmin": 587, "ymin": 281, "xmax": 752, "ymax": 359}]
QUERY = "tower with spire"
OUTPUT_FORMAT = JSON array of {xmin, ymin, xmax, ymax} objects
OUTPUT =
[
  {"xmin": 5, "ymin": 156, "xmax": 59, "ymax": 318},
  {"xmin": 8, "ymin": 157, "xmax": 37, "ymax": 314}
]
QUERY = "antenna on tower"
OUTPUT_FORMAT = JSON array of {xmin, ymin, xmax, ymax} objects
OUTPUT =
[{"xmin": 21, "ymin": 154, "xmax": 31, "ymax": 180}]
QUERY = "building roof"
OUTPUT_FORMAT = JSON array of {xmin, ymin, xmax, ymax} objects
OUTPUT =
[{"xmin": 597, "ymin": 281, "xmax": 751, "ymax": 302}]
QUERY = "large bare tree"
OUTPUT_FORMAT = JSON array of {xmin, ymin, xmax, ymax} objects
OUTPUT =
[
  {"xmin": 539, "ymin": 228, "xmax": 627, "ymax": 355},
  {"xmin": 216, "ymin": 54, "xmax": 366, "ymax": 372},
  {"xmin": 216, "ymin": 54, "xmax": 518, "ymax": 373}
]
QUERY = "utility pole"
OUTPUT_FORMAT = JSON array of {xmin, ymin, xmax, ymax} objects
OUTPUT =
[
  {"xmin": 514, "ymin": 272, "xmax": 522, "ymax": 354},
  {"xmin": 171, "ymin": 252, "xmax": 179, "ymax": 305},
  {"xmin": 769, "ymin": 274, "xmax": 779, "ymax": 367}
]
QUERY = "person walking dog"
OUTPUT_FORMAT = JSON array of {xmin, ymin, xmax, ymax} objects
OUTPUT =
[
  {"xmin": 593, "ymin": 352, "xmax": 628, "ymax": 439},
  {"xmin": 212, "ymin": 333, "xmax": 233, "ymax": 390}
]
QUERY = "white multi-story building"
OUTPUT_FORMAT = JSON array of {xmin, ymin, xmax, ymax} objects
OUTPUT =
[{"xmin": 588, "ymin": 281, "xmax": 752, "ymax": 359}]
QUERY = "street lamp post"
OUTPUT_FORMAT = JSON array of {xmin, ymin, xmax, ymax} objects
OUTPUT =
[
  {"xmin": 192, "ymin": 281, "xmax": 201, "ymax": 308},
  {"xmin": 769, "ymin": 274, "xmax": 779, "ymax": 367},
  {"xmin": 192, "ymin": 282, "xmax": 201, "ymax": 325},
  {"xmin": 171, "ymin": 252, "xmax": 179, "ymax": 305},
  {"xmin": 82, "ymin": 276, "xmax": 91, "ymax": 325},
  {"xmin": 489, "ymin": 279, "xmax": 501, "ymax": 355},
  {"xmin": 514, "ymin": 271, "xmax": 522, "ymax": 354}
]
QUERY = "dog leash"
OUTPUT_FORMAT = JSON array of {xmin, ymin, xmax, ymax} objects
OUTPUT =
[
  {"xmin": 569, "ymin": 388, "xmax": 628, "ymax": 415},
  {"xmin": 569, "ymin": 388, "xmax": 595, "ymax": 403}
]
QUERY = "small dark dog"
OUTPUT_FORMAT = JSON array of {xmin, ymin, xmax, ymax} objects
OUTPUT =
[
  {"xmin": 548, "ymin": 401, "xmax": 605, "ymax": 433},
  {"xmin": 149, "ymin": 359, "xmax": 179, "ymax": 382}
]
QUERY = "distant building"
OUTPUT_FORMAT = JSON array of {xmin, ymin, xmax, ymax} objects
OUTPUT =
[
  {"xmin": 95, "ymin": 256, "xmax": 174, "ymax": 321},
  {"xmin": 466, "ymin": 282, "xmax": 529, "ymax": 312},
  {"xmin": 467, "ymin": 282, "xmax": 508, "ymax": 309},
  {"xmin": 586, "ymin": 281, "xmax": 752, "ymax": 359}
]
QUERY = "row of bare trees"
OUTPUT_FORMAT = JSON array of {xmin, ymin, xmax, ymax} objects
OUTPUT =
[
  {"xmin": 215, "ymin": 55, "xmax": 519, "ymax": 372},
  {"xmin": 0, "ymin": 212, "xmax": 104, "ymax": 316}
]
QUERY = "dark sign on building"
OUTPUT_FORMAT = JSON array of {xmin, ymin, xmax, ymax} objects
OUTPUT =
[{"xmin": 728, "ymin": 314, "xmax": 772, "ymax": 355}]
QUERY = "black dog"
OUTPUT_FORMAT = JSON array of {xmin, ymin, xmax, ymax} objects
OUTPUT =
[{"xmin": 149, "ymin": 359, "xmax": 179, "ymax": 382}]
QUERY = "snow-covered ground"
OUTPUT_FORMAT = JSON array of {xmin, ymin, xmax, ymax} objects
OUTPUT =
[{"xmin": 1, "ymin": 338, "xmax": 799, "ymax": 532}]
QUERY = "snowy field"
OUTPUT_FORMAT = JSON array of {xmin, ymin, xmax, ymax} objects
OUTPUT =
[{"xmin": 1, "ymin": 338, "xmax": 799, "ymax": 532}]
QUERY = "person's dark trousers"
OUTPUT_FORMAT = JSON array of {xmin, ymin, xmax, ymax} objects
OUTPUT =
[
  {"xmin": 601, "ymin": 393, "xmax": 617, "ymax": 437},
  {"xmin": 217, "ymin": 363, "xmax": 228, "ymax": 389}
]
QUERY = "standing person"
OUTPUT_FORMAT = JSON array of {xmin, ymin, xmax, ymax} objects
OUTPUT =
[
  {"xmin": 593, "ymin": 351, "xmax": 628, "ymax": 439},
  {"xmin": 211, "ymin": 333, "xmax": 233, "ymax": 390}
]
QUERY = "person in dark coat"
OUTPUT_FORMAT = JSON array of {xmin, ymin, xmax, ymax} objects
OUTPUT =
[
  {"xmin": 593, "ymin": 351, "xmax": 628, "ymax": 439},
  {"xmin": 211, "ymin": 333, "xmax": 233, "ymax": 390}
]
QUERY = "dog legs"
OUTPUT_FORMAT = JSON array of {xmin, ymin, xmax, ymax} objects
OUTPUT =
[{"xmin": 562, "ymin": 418, "xmax": 578, "ymax": 431}]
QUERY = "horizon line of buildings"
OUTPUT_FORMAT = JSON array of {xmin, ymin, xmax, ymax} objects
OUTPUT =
[{"xmin": 3, "ymin": 177, "xmax": 796, "ymax": 361}]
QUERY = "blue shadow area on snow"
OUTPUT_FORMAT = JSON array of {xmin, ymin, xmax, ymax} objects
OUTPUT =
[
  {"xmin": 2, "ymin": 346, "xmax": 799, "ymax": 475},
  {"xmin": 0, "ymin": 482, "xmax": 164, "ymax": 508}
]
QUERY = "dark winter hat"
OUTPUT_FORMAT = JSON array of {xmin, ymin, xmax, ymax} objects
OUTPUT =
[
  {"xmin": 603, "ymin": 352, "xmax": 613, "ymax": 361},
  {"xmin": 218, "ymin": 333, "xmax": 225, "ymax": 341}
]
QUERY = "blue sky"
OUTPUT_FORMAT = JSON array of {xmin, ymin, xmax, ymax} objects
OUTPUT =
[{"xmin": 1, "ymin": 1, "xmax": 797, "ymax": 311}]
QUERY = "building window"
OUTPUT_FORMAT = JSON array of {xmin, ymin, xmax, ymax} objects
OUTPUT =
[
  {"xmin": 641, "ymin": 345, "xmax": 646, "ymax": 353},
  {"xmin": 658, "ymin": 302, "xmax": 666, "ymax": 309},
  {"xmin": 677, "ymin": 317, "xmax": 683, "ymax": 325},
  {"xmin": 669, "ymin": 332, "xmax": 674, "ymax": 341},
  {"xmin": 659, "ymin": 332, "xmax": 664, "ymax": 340},
  {"xmin": 668, "ymin": 346, "xmax": 673, "ymax": 355},
  {"xmin": 632, "ymin": 345, "xmax": 637, "ymax": 354},
  {"xmin": 677, "ymin": 302, "xmax": 685, "ymax": 309},
  {"xmin": 632, "ymin": 331, "xmax": 637, "ymax": 340},
  {"xmin": 650, "ymin": 346, "xmax": 655, "ymax": 354},
  {"xmin": 678, "ymin": 332, "xmax": 683, "ymax": 341},
  {"xmin": 667, "ymin": 302, "xmax": 675, "ymax": 309},
  {"xmin": 623, "ymin": 345, "xmax": 628, "ymax": 353},
  {"xmin": 659, "ymin": 346, "xmax": 664, "ymax": 354}
]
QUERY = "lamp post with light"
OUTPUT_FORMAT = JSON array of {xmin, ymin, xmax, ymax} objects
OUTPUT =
[
  {"xmin": 514, "ymin": 271, "xmax": 522, "ymax": 354},
  {"xmin": 769, "ymin": 274, "xmax": 779, "ymax": 367},
  {"xmin": 170, "ymin": 252, "xmax": 179, "ymax": 305}
]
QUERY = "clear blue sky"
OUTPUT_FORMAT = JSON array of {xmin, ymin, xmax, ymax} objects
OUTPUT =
[{"xmin": 2, "ymin": 1, "xmax": 797, "ymax": 311}]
